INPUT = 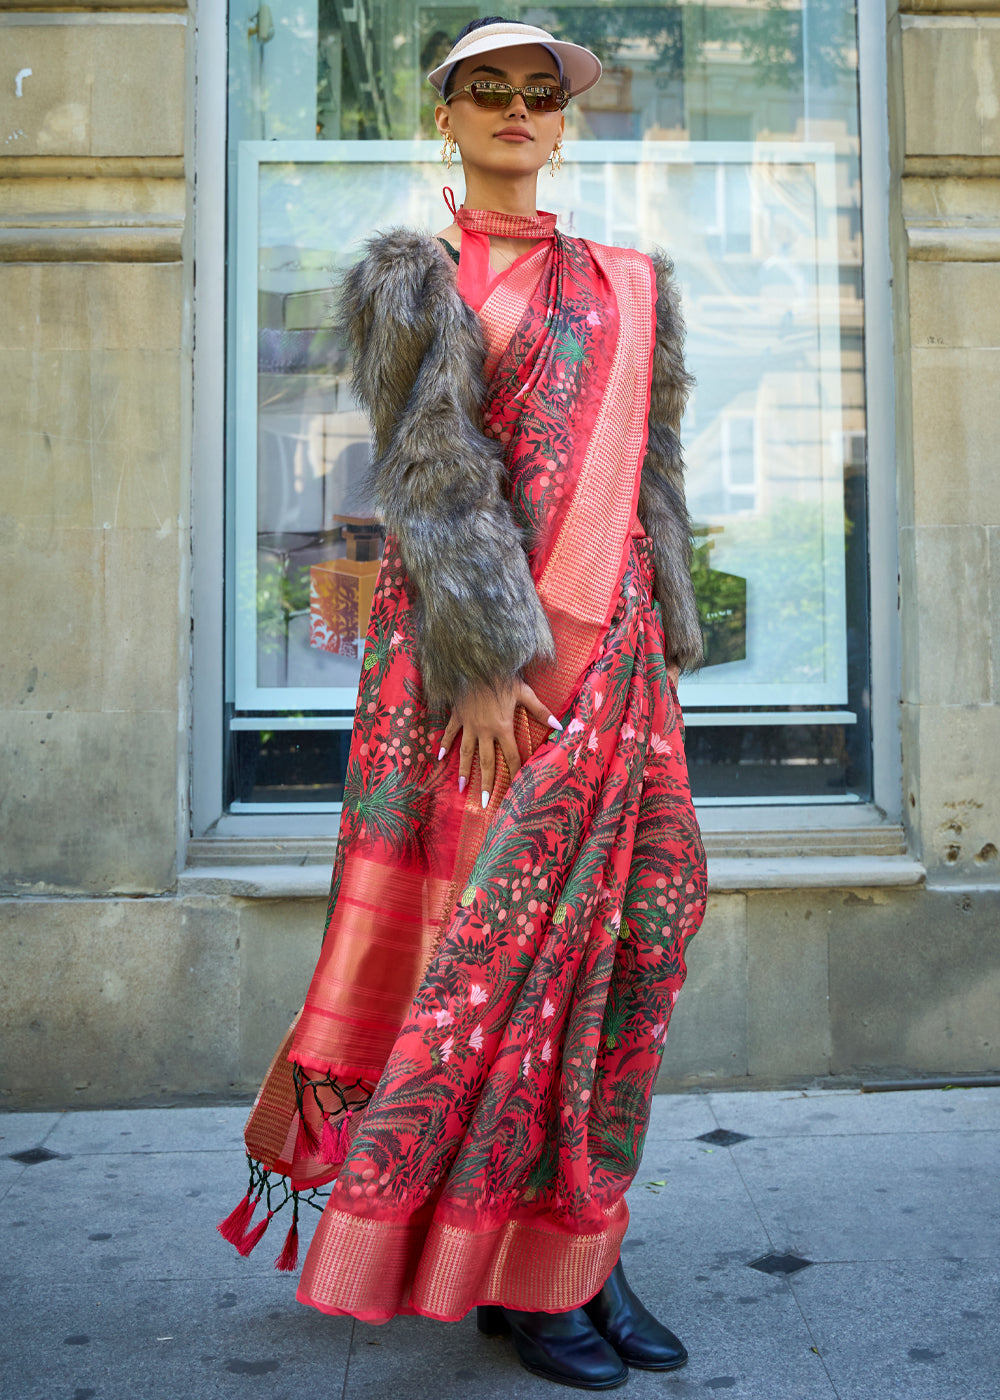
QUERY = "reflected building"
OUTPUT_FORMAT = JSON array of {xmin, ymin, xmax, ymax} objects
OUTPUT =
[{"xmin": 228, "ymin": 0, "xmax": 871, "ymax": 803}]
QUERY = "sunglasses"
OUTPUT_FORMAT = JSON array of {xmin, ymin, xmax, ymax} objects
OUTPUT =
[{"xmin": 445, "ymin": 80, "xmax": 570, "ymax": 113}]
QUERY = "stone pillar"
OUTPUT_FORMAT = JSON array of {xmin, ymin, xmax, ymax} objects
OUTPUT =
[
  {"xmin": 890, "ymin": 0, "xmax": 1000, "ymax": 881},
  {"xmin": 0, "ymin": 0, "xmax": 190, "ymax": 895}
]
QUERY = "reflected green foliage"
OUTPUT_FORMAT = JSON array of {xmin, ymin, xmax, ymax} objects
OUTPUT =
[
  {"xmin": 719, "ymin": 497, "xmax": 843, "ymax": 682},
  {"xmin": 700, "ymin": 0, "xmax": 856, "ymax": 90},
  {"xmin": 411, "ymin": 1, "xmax": 855, "ymax": 138},
  {"xmin": 691, "ymin": 538, "xmax": 747, "ymax": 668},
  {"xmin": 561, "ymin": 0, "xmax": 855, "ymax": 94},
  {"xmin": 257, "ymin": 557, "xmax": 312, "ymax": 655},
  {"xmin": 227, "ymin": 0, "xmax": 870, "ymax": 803},
  {"xmin": 551, "ymin": 5, "xmax": 685, "ymax": 79}
]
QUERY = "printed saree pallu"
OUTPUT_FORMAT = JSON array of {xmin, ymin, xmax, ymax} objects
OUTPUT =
[{"xmin": 221, "ymin": 231, "xmax": 707, "ymax": 1324}]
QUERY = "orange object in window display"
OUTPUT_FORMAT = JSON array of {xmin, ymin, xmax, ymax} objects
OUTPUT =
[{"xmin": 309, "ymin": 556, "xmax": 380, "ymax": 659}]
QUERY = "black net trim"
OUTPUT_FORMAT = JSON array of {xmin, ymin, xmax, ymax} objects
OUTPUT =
[
  {"xmin": 291, "ymin": 1062, "xmax": 373, "ymax": 1121},
  {"xmin": 236, "ymin": 1067, "xmax": 374, "ymax": 1227},
  {"xmin": 243, "ymin": 1154, "xmax": 330, "ymax": 1218}
]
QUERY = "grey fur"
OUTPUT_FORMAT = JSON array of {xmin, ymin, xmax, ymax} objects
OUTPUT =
[
  {"xmin": 339, "ymin": 229, "xmax": 701, "ymax": 703},
  {"xmin": 638, "ymin": 254, "xmax": 703, "ymax": 672},
  {"xmin": 341, "ymin": 229, "xmax": 553, "ymax": 706}
]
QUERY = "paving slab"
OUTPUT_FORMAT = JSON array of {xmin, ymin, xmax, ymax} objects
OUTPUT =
[
  {"xmin": 0, "ymin": 1110, "xmax": 62, "ymax": 1156},
  {"xmin": 345, "ymin": 1311, "xmax": 556, "ymax": 1400},
  {"xmin": 343, "ymin": 1260, "xmax": 840, "ymax": 1400},
  {"xmin": 0, "ymin": 1274, "xmax": 352, "ymax": 1400},
  {"xmin": 730, "ymin": 1129, "xmax": 1000, "ymax": 1262},
  {"xmin": 789, "ymin": 1259, "xmax": 1000, "ymax": 1400},
  {"xmin": 0, "ymin": 1157, "xmax": 26, "ymax": 1205},
  {"xmin": 612, "ymin": 1260, "xmax": 837, "ymax": 1400},
  {"xmin": 635, "ymin": 1091, "xmax": 718, "ymax": 1142},
  {"xmin": 706, "ymin": 1086, "xmax": 1000, "ymax": 1139},
  {"xmin": 0, "ymin": 1144, "xmax": 325, "ymax": 1286},
  {"xmin": 0, "ymin": 1091, "xmax": 996, "ymax": 1400},
  {"xmin": 44, "ymin": 1105, "xmax": 250, "ymax": 1156},
  {"xmin": 625, "ymin": 1138, "xmax": 770, "ymax": 1267}
]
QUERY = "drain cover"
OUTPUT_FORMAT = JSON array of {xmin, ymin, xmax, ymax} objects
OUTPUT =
[
  {"xmin": 8, "ymin": 1146, "xmax": 61, "ymax": 1165},
  {"xmin": 697, "ymin": 1128, "xmax": 751, "ymax": 1147},
  {"xmin": 748, "ymin": 1253, "xmax": 813, "ymax": 1276}
]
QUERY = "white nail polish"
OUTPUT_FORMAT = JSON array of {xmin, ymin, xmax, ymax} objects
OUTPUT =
[
  {"xmin": 437, "ymin": 746, "xmax": 446, "ymax": 761},
  {"xmin": 547, "ymin": 714, "xmax": 563, "ymax": 731},
  {"xmin": 481, "ymin": 791, "xmax": 490, "ymax": 809}
]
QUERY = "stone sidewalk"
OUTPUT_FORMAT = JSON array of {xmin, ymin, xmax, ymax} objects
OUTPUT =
[{"xmin": 2, "ymin": 1087, "xmax": 998, "ymax": 1400}]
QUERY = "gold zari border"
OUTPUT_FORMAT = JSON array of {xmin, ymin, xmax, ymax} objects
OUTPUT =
[{"xmin": 297, "ymin": 1196, "xmax": 629, "ymax": 1323}]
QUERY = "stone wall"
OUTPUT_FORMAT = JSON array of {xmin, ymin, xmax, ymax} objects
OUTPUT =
[
  {"xmin": 1, "ymin": 1, "xmax": 1000, "ymax": 1109},
  {"xmin": 0, "ymin": 0, "xmax": 190, "ymax": 897},
  {"xmin": 2, "ymin": 882, "xmax": 998, "ymax": 1108},
  {"xmin": 890, "ymin": 0, "xmax": 1000, "ymax": 881}
]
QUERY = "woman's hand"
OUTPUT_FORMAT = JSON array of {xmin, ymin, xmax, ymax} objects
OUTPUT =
[{"xmin": 438, "ymin": 681, "xmax": 562, "ymax": 808}]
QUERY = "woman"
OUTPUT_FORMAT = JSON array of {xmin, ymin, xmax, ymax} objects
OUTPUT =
[{"xmin": 220, "ymin": 17, "xmax": 707, "ymax": 1391}]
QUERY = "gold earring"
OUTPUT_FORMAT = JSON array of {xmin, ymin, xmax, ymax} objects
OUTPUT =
[
  {"xmin": 548, "ymin": 140, "xmax": 564, "ymax": 177},
  {"xmin": 440, "ymin": 132, "xmax": 457, "ymax": 170}
]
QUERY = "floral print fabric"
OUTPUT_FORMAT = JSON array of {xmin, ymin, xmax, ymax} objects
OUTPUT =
[
  {"xmin": 293, "ymin": 537, "xmax": 706, "ymax": 1317},
  {"xmin": 255, "ymin": 233, "xmax": 707, "ymax": 1320}
]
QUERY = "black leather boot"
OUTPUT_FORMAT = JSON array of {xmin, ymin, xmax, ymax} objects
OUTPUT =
[
  {"xmin": 583, "ymin": 1260, "xmax": 687, "ymax": 1371},
  {"xmin": 477, "ymin": 1304, "xmax": 629, "ymax": 1390}
]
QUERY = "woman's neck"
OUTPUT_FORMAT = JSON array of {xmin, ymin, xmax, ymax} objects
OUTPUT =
[{"xmin": 460, "ymin": 170, "xmax": 540, "ymax": 218}]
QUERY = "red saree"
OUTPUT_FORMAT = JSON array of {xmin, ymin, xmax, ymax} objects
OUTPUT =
[{"xmin": 226, "ymin": 230, "xmax": 707, "ymax": 1323}]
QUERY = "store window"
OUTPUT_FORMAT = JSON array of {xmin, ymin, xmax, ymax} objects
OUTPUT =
[{"xmin": 225, "ymin": 0, "xmax": 869, "ymax": 812}]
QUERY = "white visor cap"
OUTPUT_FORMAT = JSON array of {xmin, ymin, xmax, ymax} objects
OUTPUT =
[{"xmin": 428, "ymin": 21, "xmax": 602, "ymax": 99}]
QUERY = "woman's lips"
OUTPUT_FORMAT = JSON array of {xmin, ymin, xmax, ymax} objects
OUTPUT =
[{"xmin": 495, "ymin": 130, "xmax": 532, "ymax": 142}]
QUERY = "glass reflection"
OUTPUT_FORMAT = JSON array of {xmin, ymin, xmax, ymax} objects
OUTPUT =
[{"xmin": 226, "ymin": 1, "xmax": 870, "ymax": 805}]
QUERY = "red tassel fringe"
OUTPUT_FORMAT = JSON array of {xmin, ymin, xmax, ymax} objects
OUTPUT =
[
  {"xmin": 217, "ymin": 1191, "xmax": 258, "ymax": 1247},
  {"xmin": 295, "ymin": 1111, "xmax": 321, "ymax": 1158},
  {"xmin": 274, "ymin": 1218, "xmax": 299, "ymax": 1272},
  {"xmin": 236, "ymin": 1210, "xmax": 274, "ymax": 1257},
  {"xmin": 320, "ymin": 1109, "xmax": 352, "ymax": 1166}
]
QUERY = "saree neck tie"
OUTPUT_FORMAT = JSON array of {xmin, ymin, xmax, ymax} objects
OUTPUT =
[{"xmin": 443, "ymin": 187, "xmax": 558, "ymax": 306}]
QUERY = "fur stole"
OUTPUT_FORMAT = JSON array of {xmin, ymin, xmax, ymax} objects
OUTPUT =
[
  {"xmin": 641, "ymin": 253, "xmax": 703, "ymax": 673},
  {"xmin": 340, "ymin": 230, "xmax": 554, "ymax": 707},
  {"xmin": 339, "ymin": 229, "xmax": 701, "ymax": 706}
]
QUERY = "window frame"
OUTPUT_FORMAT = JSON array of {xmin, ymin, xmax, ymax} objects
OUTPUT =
[{"xmin": 189, "ymin": 0, "xmax": 901, "ymax": 847}]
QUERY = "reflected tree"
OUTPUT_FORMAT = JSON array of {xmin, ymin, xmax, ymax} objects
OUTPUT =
[{"xmin": 699, "ymin": 0, "xmax": 856, "ymax": 90}]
